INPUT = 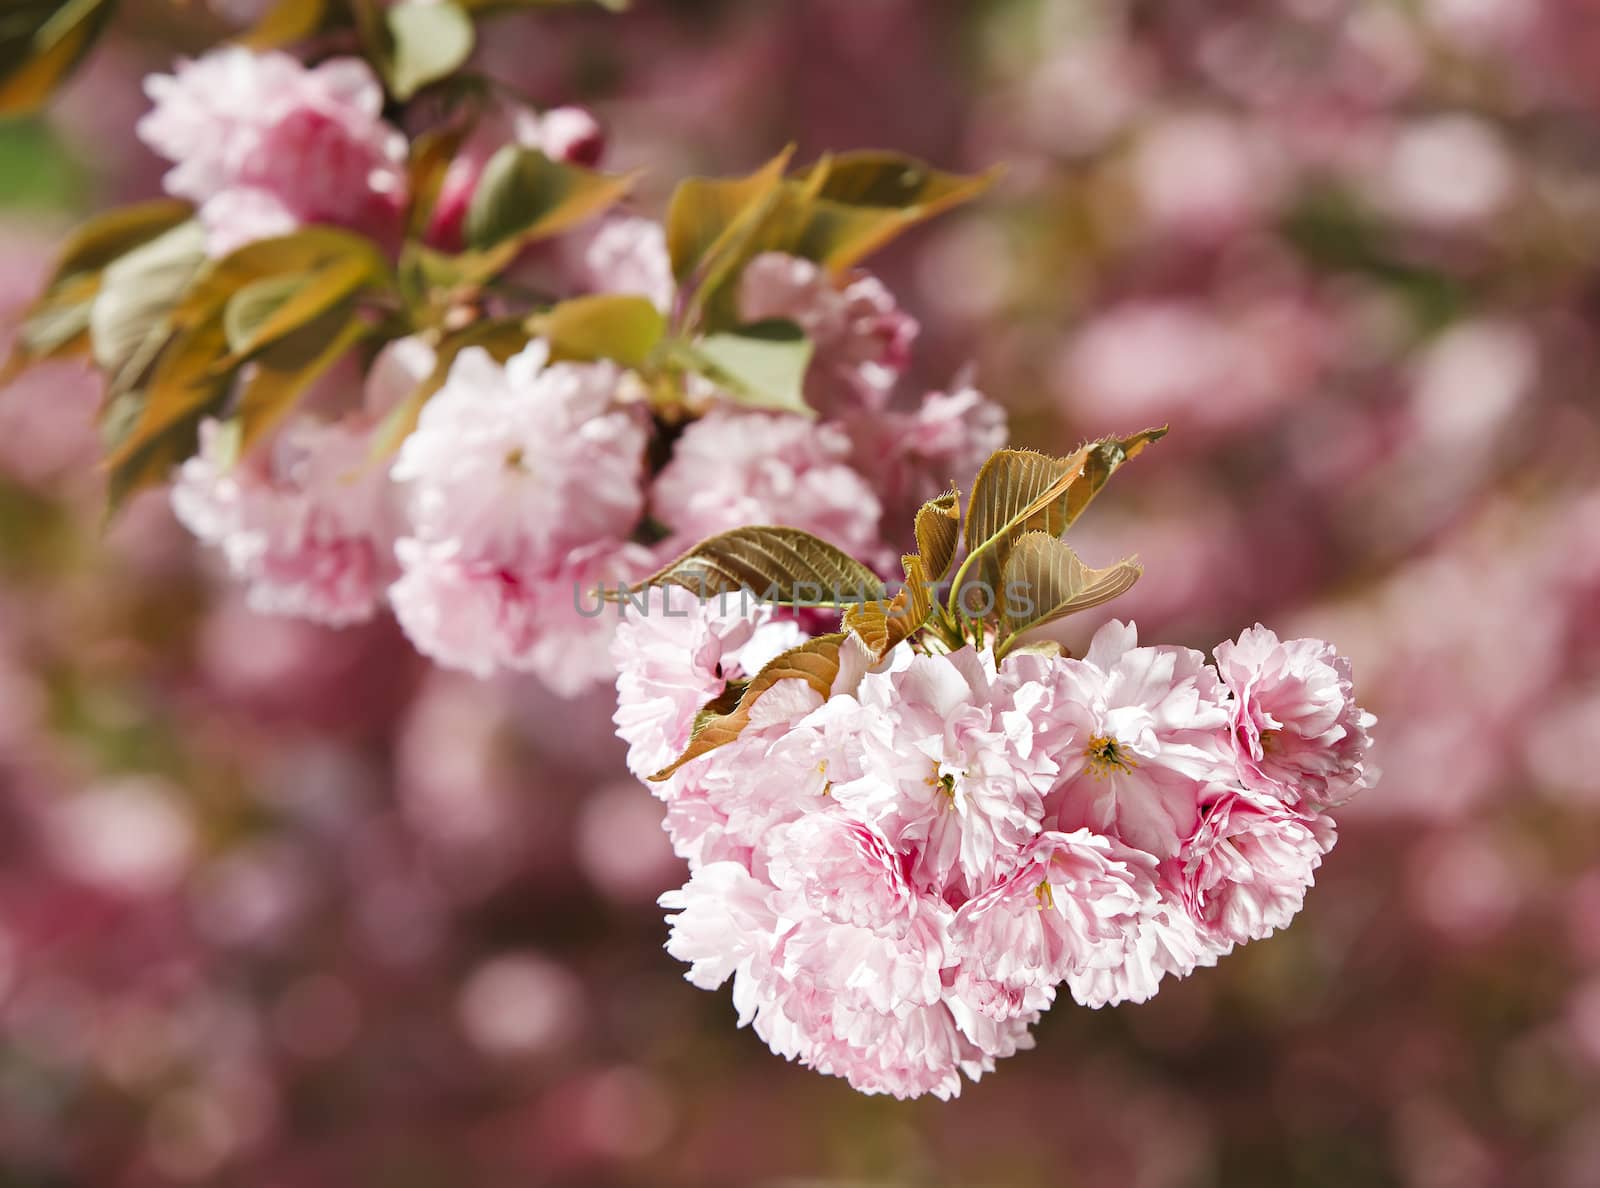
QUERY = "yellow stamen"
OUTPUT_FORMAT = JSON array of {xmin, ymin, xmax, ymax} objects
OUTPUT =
[{"xmin": 1084, "ymin": 735, "xmax": 1137, "ymax": 778}]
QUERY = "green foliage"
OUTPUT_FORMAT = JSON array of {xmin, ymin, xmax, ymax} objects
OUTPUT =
[
  {"xmin": 464, "ymin": 146, "xmax": 639, "ymax": 253},
  {"xmin": 689, "ymin": 320, "xmax": 814, "ymax": 416},
  {"xmin": 383, "ymin": 2, "xmax": 475, "ymax": 100},
  {"xmin": 5, "ymin": 0, "xmax": 998, "ymax": 521},
  {"xmin": 0, "ymin": 0, "xmax": 114, "ymax": 115},
  {"xmin": 666, "ymin": 149, "xmax": 998, "ymax": 334},
  {"xmin": 532, "ymin": 294, "xmax": 666, "ymax": 368}
]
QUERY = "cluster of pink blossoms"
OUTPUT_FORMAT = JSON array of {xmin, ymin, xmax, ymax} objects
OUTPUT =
[
  {"xmin": 614, "ymin": 601, "xmax": 1376, "ymax": 1098},
  {"xmin": 153, "ymin": 51, "xmax": 1002, "ymax": 693}
]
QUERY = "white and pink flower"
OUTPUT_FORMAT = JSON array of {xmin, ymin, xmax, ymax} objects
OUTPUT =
[
  {"xmin": 1214, "ymin": 624, "xmax": 1378, "ymax": 810},
  {"xmin": 138, "ymin": 48, "xmax": 408, "ymax": 255},
  {"xmin": 625, "ymin": 604, "xmax": 1374, "ymax": 1096}
]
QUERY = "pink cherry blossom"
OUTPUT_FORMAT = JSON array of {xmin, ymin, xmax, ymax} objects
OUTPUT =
[
  {"xmin": 611, "ymin": 587, "xmax": 805, "ymax": 780},
  {"xmin": 650, "ymin": 410, "xmax": 883, "ymax": 560},
  {"xmin": 738, "ymin": 252, "xmax": 918, "ymax": 414},
  {"xmin": 1213, "ymin": 624, "xmax": 1377, "ymax": 810},
  {"xmin": 170, "ymin": 342, "xmax": 412, "ymax": 627},
  {"xmin": 636, "ymin": 613, "xmax": 1374, "ymax": 1093},
  {"xmin": 1178, "ymin": 787, "xmax": 1335, "ymax": 948},
  {"xmin": 138, "ymin": 48, "xmax": 407, "ymax": 255},
  {"xmin": 388, "ymin": 340, "xmax": 650, "ymax": 684},
  {"xmin": 951, "ymin": 829, "xmax": 1158, "ymax": 1017},
  {"xmin": 841, "ymin": 382, "xmax": 1007, "ymax": 552},
  {"xmin": 1012, "ymin": 620, "xmax": 1235, "ymax": 859},
  {"xmin": 567, "ymin": 216, "xmax": 675, "ymax": 312},
  {"xmin": 1064, "ymin": 888, "xmax": 1218, "ymax": 1008},
  {"xmin": 393, "ymin": 341, "xmax": 647, "ymax": 559},
  {"xmin": 829, "ymin": 647, "xmax": 1056, "ymax": 898}
]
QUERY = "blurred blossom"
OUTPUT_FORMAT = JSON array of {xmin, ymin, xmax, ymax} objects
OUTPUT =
[
  {"xmin": 189, "ymin": 840, "xmax": 315, "ymax": 950},
  {"xmin": 1130, "ymin": 112, "xmax": 1287, "ymax": 240},
  {"xmin": 1409, "ymin": 319, "xmax": 1536, "ymax": 448},
  {"xmin": 569, "ymin": 1066, "xmax": 675, "ymax": 1160},
  {"xmin": 1408, "ymin": 831, "xmax": 1525, "ymax": 943},
  {"xmin": 1058, "ymin": 298, "xmax": 1328, "ymax": 438},
  {"xmin": 458, "ymin": 952, "xmax": 585, "ymax": 1060},
  {"xmin": 574, "ymin": 781, "xmax": 681, "ymax": 903},
  {"xmin": 44, "ymin": 777, "xmax": 195, "ymax": 897},
  {"xmin": 1375, "ymin": 115, "xmax": 1516, "ymax": 229}
]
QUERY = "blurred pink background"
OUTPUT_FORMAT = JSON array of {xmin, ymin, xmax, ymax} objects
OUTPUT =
[{"xmin": 3, "ymin": 0, "xmax": 1600, "ymax": 1183}]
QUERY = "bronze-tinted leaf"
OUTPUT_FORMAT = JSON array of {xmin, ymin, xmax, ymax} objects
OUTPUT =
[
  {"xmin": 651, "ymin": 632, "xmax": 848, "ymax": 781},
  {"xmin": 234, "ymin": 301, "xmax": 370, "ymax": 452},
  {"xmin": 238, "ymin": 0, "xmax": 328, "ymax": 48},
  {"xmin": 464, "ymin": 146, "xmax": 636, "ymax": 253},
  {"xmin": 913, "ymin": 488, "xmax": 961, "ymax": 584},
  {"xmin": 995, "ymin": 533, "xmax": 1142, "ymax": 657},
  {"xmin": 218, "ymin": 251, "xmax": 379, "ymax": 364},
  {"xmin": 102, "ymin": 310, "xmax": 233, "ymax": 475},
  {"xmin": 665, "ymin": 148, "xmax": 793, "ymax": 287},
  {"xmin": 0, "ymin": 0, "xmax": 114, "ymax": 115},
  {"xmin": 953, "ymin": 429, "xmax": 1165, "ymax": 617},
  {"xmin": 530, "ymin": 294, "xmax": 665, "ymax": 369},
  {"xmin": 842, "ymin": 556, "xmax": 930, "ymax": 660},
  {"xmin": 671, "ymin": 152, "xmax": 994, "ymax": 333},
  {"xmin": 792, "ymin": 152, "xmax": 1001, "ymax": 275},
  {"xmin": 1049, "ymin": 426, "xmax": 1168, "ymax": 534},
  {"xmin": 630, "ymin": 525, "xmax": 884, "ymax": 607},
  {"xmin": 175, "ymin": 228, "xmax": 388, "ymax": 335}
]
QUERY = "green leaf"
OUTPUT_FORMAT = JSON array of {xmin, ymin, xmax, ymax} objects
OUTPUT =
[
  {"xmin": 234, "ymin": 301, "xmax": 370, "ymax": 452},
  {"xmin": 665, "ymin": 150, "xmax": 995, "ymax": 333},
  {"xmin": 629, "ymin": 525, "xmax": 885, "ymax": 607},
  {"xmin": 0, "ymin": 0, "xmax": 114, "ymax": 115},
  {"xmin": 650, "ymin": 632, "xmax": 856, "ymax": 781},
  {"xmin": 368, "ymin": 317, "xmax": 529, "ymax": 458},
  {"xmin": 237, "ymin": 0, "xmax": 328, "ymax": 48},
  {"xmin": 88, "ymin": 220, "xmax": 207, "ymax": 391},
  {"xmin": 3, "ymin": 200, "xmax": 192, "ymax": 380},
  {"xmin": 175, "ymin": 228, "xmax": 389, "ymax": 333},
  {"xmin": 951, "ymin": 428, "xmax": 1165, "ymax": 618},
  {"xmin": 101, "ymin": 228, "xmax": 392, "ymax": 507},
  {"xmin": 666, "ymin": 147, "xmax": 793, "ymax": 288},
  {"xmin": 690, "ymin": 319, "xmax": 813, "ymax": 415},
  {"xmin": 102, "ymin": 313, "xmax": 235, "ymax": 513},
  {"xmin": 219, "ymin": 251, "xmax": 380, "ymax": 363},
  {"xmin": 996, "ymin": 534, "xmax": 1142, "ymax": 657},
  {"xmin": 793, "ymin": 152, "xmax": 1002, "ymax": 274},
  {"xmin": 384, "ymin": 1, "xmax": 474, "ymax": 101},
  {"xmin": 530, "ymin": 294, "xmax": 665, "ymax": 368},
  {"xmin": 463, "ymin": 146, "xmax": 636, "ymax": 253}
]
